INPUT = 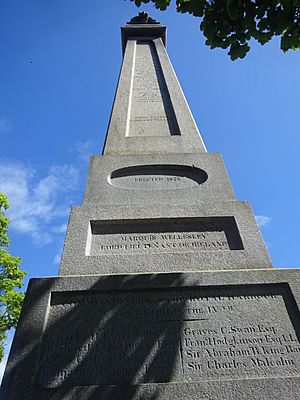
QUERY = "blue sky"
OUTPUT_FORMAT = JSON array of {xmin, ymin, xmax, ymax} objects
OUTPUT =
[{"xmin": 0, "ymin": 0, "xmax": 300, "ymax": 377}]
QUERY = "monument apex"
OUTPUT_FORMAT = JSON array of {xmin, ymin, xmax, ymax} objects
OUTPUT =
[{"xmin": 103, "ymin": 13, "xmax": 206, "ymax": 155}]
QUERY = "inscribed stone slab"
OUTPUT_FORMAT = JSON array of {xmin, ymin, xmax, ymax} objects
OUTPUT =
[
  {"xmin": 128, "ymin": 40, "xmax": 179, "ymax": 137},
  {"xmin": 83, "ymin": 153, "xmax": 235, "ymax": 206},
  {"xmin": 103, "ymin": 37, "xmax": 206, "ymax": 155},
  {"xmin": 60, "ymin": 202, "xmax": 272, "ymax": 275},
  {"xmin": 1, "ymin": 269, "xmax": 299, "ymax": 400},
  {"xmin": 38, "ymin": 285, "xmax": 299, "ymax": 387}
]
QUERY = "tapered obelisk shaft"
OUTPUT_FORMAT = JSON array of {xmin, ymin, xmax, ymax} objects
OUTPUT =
[{"xmin": 103, "ymin": 16, "xmax": 206, "ymax": 155}]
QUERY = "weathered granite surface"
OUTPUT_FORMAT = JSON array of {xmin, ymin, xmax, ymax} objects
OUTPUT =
[
  {"xmin": 1, "ymin": 14, "xmax": 296, "ymax": 400},
  {"xmin": 59, "ymin": 201, "xmax": 272, "ymax": 275},
  {"xmin": 83, "ymin": 153, "xmax": 235, "ymax": 206},
  {"xmin": 103, "ymin": 32, "xmax": 206, "ymax": 155},
  {"xmin": 1, "ymin": 270, "xmax": 299, "ymax": 399},
  {"xmin": 51, "ymin": 14, "xmax": 272, "ymax": 276}
]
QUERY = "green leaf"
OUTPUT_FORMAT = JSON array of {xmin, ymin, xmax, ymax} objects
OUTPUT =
[
  {"xmin": 177, "ymin": 0, "xmax": 206, "ymax": 16},
  {"xmin": 228, "ymin": 42, "xmax": 250, "ymax": 60},
  {"xmin": 129, "ymin": 0, "xmax": 299, "ymax": 60},
  {"xmin": 226, "ymin": 0, "xmax": 241, "ymax": 21}
]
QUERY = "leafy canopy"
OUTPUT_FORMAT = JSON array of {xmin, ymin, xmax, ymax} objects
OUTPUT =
[
  {"xmin": 130, "ymin": 0, "xmax": 300, "ymax": 59},
  {"xmin": 0, "ymin": 193, "xmax": 26, "ymax": 362}
]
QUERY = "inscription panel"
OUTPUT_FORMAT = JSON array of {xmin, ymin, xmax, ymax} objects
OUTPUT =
[
  {"xmin": 127, "ymin": 40, "xmax": 179, "ymax": 137},
  {"xmin": 109, "ymin": 165, "xmax": 208, "ymax": 190},
  {"xmin": 88, "ymin": 217, "xmax": 243, "ymax": 256},
  {"xmin": 37, "ymin": 285, "xmax": 300, "ymax": 388}
]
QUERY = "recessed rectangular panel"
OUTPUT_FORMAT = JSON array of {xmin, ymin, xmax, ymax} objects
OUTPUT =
[
  {"xmin": 88, "ymin": 217, "xmax": 243, "ymax": 256},
  {"xmin": 127, "ymin": 40, "xmax": 180, "ymax": 137},
  {"xmin": 37, "ymin": 284, "xmax": 300, "ymax": 388}
]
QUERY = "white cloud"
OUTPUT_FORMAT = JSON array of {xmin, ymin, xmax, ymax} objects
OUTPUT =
[
  {"xmin": 74, "ymin": 139, "xmax": 98, "ymax": 163},
  {"xmin": 53, "ymin": 252, "xmax": 62, "ymax": 265},
  {"xmin": 0, "ymin": 161, "xmax": 80, "ymax": 245},
  {"xmin": 0, "ymin": 138, "xmax": 95, "ymax": 246},
  {"xmin": 255, "ymin": 215, "xmax": 271, "ymax": 228},
  {"xmin": 53, "ymin": 241, "xmax": 64, "ymax": 265},
  {"xmin": 0, "ymin": 117, "xmax": 11, "ymax": 133},
  {"xmin": 52, "ymin": 223, "xmax": 67, "ymax": 234}
]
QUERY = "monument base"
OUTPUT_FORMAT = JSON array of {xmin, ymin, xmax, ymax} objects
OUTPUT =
[{"xmin": 1, "ymin": 269, "xmax": 300, "ymax": 399}]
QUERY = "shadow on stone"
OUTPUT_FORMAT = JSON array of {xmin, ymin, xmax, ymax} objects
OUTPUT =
[{"xmin": 2, "ymin": 273, "xmax": 186, "ymax": 399}]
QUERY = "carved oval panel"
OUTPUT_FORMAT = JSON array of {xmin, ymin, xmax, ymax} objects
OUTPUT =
[{"xmin": 108, "ymin": 165, "xmax": 208, "ymax": 191}]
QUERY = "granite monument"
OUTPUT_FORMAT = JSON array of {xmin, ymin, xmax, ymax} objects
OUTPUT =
[{"xmin": 1, "ymin": 13, "xmax": 299, "ymax": 400}]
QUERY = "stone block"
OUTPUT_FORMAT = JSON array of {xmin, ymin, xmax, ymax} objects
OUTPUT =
[
  {"xmin": 59, "ymin": 201, "xmax": 272, "ymax": 276},
  {"xmin": 1, "ymin": 269, "xmax": 299, "ymax": 399},
  {"xmin": 84, "ymin": 153, "xmax": 235, "ymax": 206}
]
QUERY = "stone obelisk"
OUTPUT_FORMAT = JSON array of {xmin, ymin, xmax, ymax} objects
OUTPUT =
[{"xmin": 1, "ymin": 13, "xmax": 299, "ymax": 400}]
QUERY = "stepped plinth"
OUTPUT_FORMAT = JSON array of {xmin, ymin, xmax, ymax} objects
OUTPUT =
[{"xmin": 1, "ymin": 14, "xmax": 299, "ymax": 400}]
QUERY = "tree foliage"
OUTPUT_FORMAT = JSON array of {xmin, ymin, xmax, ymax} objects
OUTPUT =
[
  {"xmin": 130, "ymin": 0, "xmax": 300, "ymax": 59},
  {"xmin": 0, "ymin": 193, "xmax": 26, "ymax": 362}
]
